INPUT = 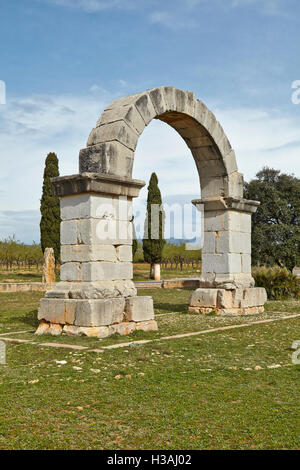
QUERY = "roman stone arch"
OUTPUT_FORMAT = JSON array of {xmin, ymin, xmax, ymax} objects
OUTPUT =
[
  {"xmin": 36, "ymin": 87, "xmax": 267, "ymax": 338},
  {"xmin": 80, "ymin": 86, "xmax": 242, "ymax": 200}
]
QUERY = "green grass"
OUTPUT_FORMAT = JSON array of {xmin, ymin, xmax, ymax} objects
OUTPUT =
[{"xmin": 0, "ymin": 290, "xmax": 299, "ymax": 449}]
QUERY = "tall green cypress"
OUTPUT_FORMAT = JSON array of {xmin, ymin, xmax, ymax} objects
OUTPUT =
[
  {"xmin": 132, "ymin": 218, "xmax": 138, "ymax": 261},
  {"xmin": 143, "ymin": 173, "xmax": 165, "ymax": 276},
  {"xmin": 40, "ymin": 152, "xmax": 61, "ymax": 262}
]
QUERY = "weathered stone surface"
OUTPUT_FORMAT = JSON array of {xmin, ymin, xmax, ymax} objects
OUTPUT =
[
  {"xmin": 81, "ymin": 261, "xmax": 133, "ymax": 281},
  {"xmin": 216, "ymin": 231, "xmax": 251, "ymax": 255},
  {"xmin": 116, "ymin": 245, "xmax": 132, "ymax": 262},
  {"xmin": 42, "ymin": 247, "xmax": 56, "ymax": 284},
  {"xmin": 125, "ymin": 296, "xmax": 154, "ymax": 322},
  {"xmin": 35, "ymin": 321, "xmax": 50, "ymax": 335},
  {"xmin": 242, "ymin": 288, "xmax": 268, "ymax": 308},
  {"xmin": 109, "ymin": 322, "xmax": 136, "ymax": 336},
  {"xmin": 87, "ymin": 121, "xmax": 138, "ymax": 151},
  {"xmin": 79, "ymin": 142, "xmax": 134, "ymax": 177},
  {"xmin": 202, "ymin": 253, "xmax": 242, "ymax": 274},
  {"xmin": 46, "ymin": 280, "xmax": 137, "ymax": 300},
  {"xmin": 78, "ymin": 219, "xmax": 133, "ymax": 246},
  {"xmin": 135, "ymin": 320, "xmax": 158, "ymax": 332},
  {"xmin": 96, "ymin": 104, "xmax": 146, "ymax": 134},
  {"xmin": 52, "ymin": 174, "xmax": 145, "ymax": 199},
  {"xmin": 217, "ymin": 289, "xmax": 233, "ymax": 309},
  {"xmin": 74, "ymin": 298, "xmax": 125, "ymax": 326},
  {"xmin": 48, "ymin": 323, "xmax": 63, "ymax": 336},
  {"xmin": 188, "ymin": 287, "xmax": 267, "ymax": 315},
  {"xmin": 61, "ymin": 244, "xmax": 117, "ymax": 263},
  {"xmin": 189, "ymin": 289, "xmax": 218, "ymax": 308},
  {"xmin": 38, "ymin": 298, "xmax": 76, "ymax": 324},
  {"xmin": 63, "ymin": 324, "xmax": 110, "ymax": 338}
]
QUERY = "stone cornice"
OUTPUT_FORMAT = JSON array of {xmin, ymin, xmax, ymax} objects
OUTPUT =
[
  {"xmin": 51, "ymin": 173, "xmax": 145, "ymax": 198},
  {"xmin": 192, "ymin": 197, "xmax": 260, "ymax": 213}
]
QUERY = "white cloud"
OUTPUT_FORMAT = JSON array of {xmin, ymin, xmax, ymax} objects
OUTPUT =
[{"xmin": 46, "ymin": 0, "xmax": 127, "ymax": 12}]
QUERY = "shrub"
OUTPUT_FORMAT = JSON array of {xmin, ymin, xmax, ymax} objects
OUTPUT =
[{"xmin": 253, "ymin": 266, "xmax": 300, "ymax": 300}]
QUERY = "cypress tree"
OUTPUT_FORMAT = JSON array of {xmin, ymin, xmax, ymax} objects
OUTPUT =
[
  {"xmin": 40, "ymin": 152, "xmax": 61, "ymax": 262},
  {"xmin": 143, "ymin": 173, "xmax": 165, "ymax": 277},
  {"xmin": 132, "ymin": 219, "xmax": 138, "ymax": 261}
]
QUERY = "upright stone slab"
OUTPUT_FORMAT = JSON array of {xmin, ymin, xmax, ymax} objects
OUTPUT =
[
  {"xmin": 36, "ymin": 174, "xmax": 157, "ymax": 337},
  {"xmin": 42, "ymin": 247, "xmax": 56, "ymax": 284}
]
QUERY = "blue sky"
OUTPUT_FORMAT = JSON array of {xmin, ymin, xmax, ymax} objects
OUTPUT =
[{"xmin": 0, "ymin": 0, "xmax": 300, "ymax": 242}]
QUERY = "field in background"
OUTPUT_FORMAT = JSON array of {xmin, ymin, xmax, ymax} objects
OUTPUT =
[{"xmin": 0, "ymin": 263, "xmax": 200, "ymax": 284}]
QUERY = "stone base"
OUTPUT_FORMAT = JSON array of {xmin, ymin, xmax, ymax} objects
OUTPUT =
[
  {"xmin": 35, "ymin": 294, "xmax": 157, "ymax": 337},
  {"xmin": 188, "ymin": 287, "xmax": 267, "ymax": 316},
  {"xmin": 35, "ymin": 319, "xmax": 158, "ymax": 338}
]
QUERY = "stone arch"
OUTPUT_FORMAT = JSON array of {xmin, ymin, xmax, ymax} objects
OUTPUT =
[
  {"xmin": 36, "ymin": 86, "xmax": 267, "ymax": 338},
  {"xmin": 79, "ymin": 86, "xmax": 243, "ymax": 200}
]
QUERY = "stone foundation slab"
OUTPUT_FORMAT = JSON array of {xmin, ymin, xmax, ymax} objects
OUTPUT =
[
  {"xmin": 36, "ymin": 295, "xmax": 156, "ymax": 337},
  {"xmin": 189, "ymin": 287, "xmax": 267, "ymax": 315}
]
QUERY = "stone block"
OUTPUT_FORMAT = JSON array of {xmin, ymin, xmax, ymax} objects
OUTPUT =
[
  {"xmin": 189, "ymin": 289, "xmax": 218, "ymax": 307},
  {"xmin": 225, "ymin": 172, "xmax": 244, "ymax": 199},
  {"xmin": 109, "ymin": 322, "xmax": 136, "ymax": 336},
  {"xmin": 135, "ymin": 320, "xmax": 158, "ymax": 332},
  {"xmin": 193, "ymin": 99, "xmax": 208, "ymax": 125},
  {"xmin": 116, "ymin": 245, "xmax": 132, "ymax": 262},
  {"xmin": 35, "ymin": 321, "xmax": 50, "ymax": 335},
  {"xmin": 48, "ymin": 323, "xmax": 63, "ymax": 336},
  {"xmin": 223, "ymin": 149, "xmax": 237, "ymax": 175},
  {"xmin": 61, "ymin": 220, "xmax": 78, "ymax": 245},
  {"xmin": 78, "ymin": 219, "xmax": 132, "ymax": 246},
  {"xmin": 81, "ymin": 262, "xmax": 133, "ymax": 281},
  {"xmin": 216, "ymin": 231, "xmax": 251, "ymax": 254},
  {"xmin": 134, "ymin": 93, "xmax": 157, "ymax": 125},
  {"xmin": 227, "ymin": 211, "xmax": 251, "ymax": 234},
  {"xmin": 79, "ymin": 142, "xmax": 134, "ymax": 177},
  {"xmin": 63, "ymin": 324, "xmax": 110, "ymax": 338},
  {"xmin": 242, "ymin": 288, "xmax": 267, "ymax": 308},
  {"xmin": 204, "ymin": 210, "xmax": 226, "ymax": 232},
  {"xmin": 203, "ymin": 109, "xmax": 217, "ymax": 135},
  {"xmin": 162, "ymin": 86, "xmax": 176, "ymax": 111},
  {"xmin": 61, "ymin": 194, "xmax": 90, "ymax": 221},
  {"xmin": 61, "ymin": 245, "xmax": 117, "ymax": 263},
  {"xmin": 96, "ymin": 104, "xmax": 145, "ymax": 134},
  {"xmin": 202, "ymin": 231, "xmax": 216, "ymax": 254},
  {"xmin": 241, "ymin": 254, "xmax": 252, "ymax": 274},
  {"xmin": 75, "ymin": 298, "xmax": 125, "ymax": 327},
  {"xmin": 38, "ymin": 298, "xmax": 76, "ymax": 324},
  {"xmin": 125, "ymin": 296, "xmax": 154, "ymax": 322},
  {"xmin": 217, "ymin": 289, "xmax": 233, "ymax": 309},
  {"xmin": 202, "ymin": 253, "xmax": 241, "ymax": 274},
  {"xmin": 148, "ymin": 87, "xmax": 168, "ymax": 115},
  {"xmin": 87, "ymin": 121, "xmax": 138, "ymax": 151},
  {"xmin": 60, "ymin": 262, "xmax": 82, "ymax": 282}
]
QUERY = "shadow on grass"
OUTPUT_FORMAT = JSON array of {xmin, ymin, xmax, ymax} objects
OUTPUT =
[
  {"xmin": 9, "ymin": 309, "xmax": 39, "ymax": 328},
  {"xmin": 154, "ymin": 302, "xmax": 188, "ymax": 314},
  {"xmin": 17, "ymin": 273, "xmax": 41, "ymax": 280}
]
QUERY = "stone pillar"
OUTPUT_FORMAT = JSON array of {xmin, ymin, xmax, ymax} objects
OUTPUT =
[
  {"xmin": 42, "ymin": 247, "xmax": 56, "ymax": 284},
  {"xmin": 188, "ymin": 197, "xmax": 267, "ymax": 315},
  {"xmin": 36, "ymin": 173, "xmax": 158, "ymax": 337}
]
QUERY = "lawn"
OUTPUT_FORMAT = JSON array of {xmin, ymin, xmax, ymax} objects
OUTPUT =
[{"xmin": 0, "ymin": 289, "xmax": 299, "ymax": 450}]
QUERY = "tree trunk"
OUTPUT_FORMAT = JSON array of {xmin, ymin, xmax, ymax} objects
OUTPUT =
[
  {"xmin": 153, "ymin": 263, "xmax": 161, "ymax": 281},
  {"xmin": 150, "ymin": 264, "xmax": 154, "ymax": 279}
]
